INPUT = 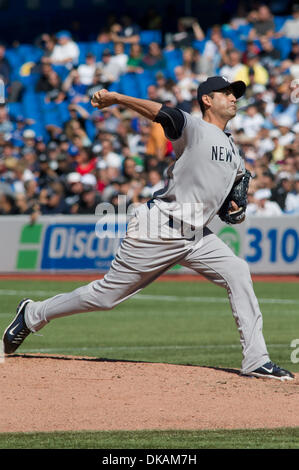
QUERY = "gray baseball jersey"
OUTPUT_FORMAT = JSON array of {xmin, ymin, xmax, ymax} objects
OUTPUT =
[
  {"xmin": 23, "ymin": 107, "xmax": 270, "ymax": 374},
  {"xmin": 153, "ymin": 111, "xmax": 245, "ymax": 233}
]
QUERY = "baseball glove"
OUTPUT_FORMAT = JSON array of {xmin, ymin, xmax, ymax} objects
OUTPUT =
[{"xmin": 218, "ymin": 170, "xmax": 251, "ymax": 224}]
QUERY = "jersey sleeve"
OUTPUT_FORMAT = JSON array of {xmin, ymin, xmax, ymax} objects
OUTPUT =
[{"xmin": 154, "ymin": 105, "xmax": 186, "ymax": 140}]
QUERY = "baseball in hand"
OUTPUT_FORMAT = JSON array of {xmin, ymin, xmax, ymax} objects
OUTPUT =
[{"xmin": 91, "ymin": 89, "xmax": 117, "ymax": 109}]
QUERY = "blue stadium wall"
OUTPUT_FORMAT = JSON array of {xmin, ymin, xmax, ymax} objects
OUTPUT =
[{"xmin": 0, "ymin": 0, "xmax": 293, "ymax": 44}]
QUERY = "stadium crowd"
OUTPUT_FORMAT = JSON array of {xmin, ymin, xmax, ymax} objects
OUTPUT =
[{"xmin": 0, "ymin": 2, "xmax": 299, "ymax": 218}]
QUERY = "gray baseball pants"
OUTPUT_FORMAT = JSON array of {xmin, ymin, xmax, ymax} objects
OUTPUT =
[{"xmin": 25, "ymin": 211, "xmax": 270, "ymax": 374}]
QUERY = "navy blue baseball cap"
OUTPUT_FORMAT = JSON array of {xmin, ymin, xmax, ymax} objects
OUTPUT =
[{"xmin": 197, "ymin": 76, "xmax": 246, "ymax": 103}]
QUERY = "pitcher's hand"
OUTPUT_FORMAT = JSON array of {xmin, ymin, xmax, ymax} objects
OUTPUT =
[{"xmin": 91, "ymin": 89, "xmax": 118, "ymax": 109}]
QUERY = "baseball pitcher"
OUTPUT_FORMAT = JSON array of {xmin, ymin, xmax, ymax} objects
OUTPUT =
[{"xmin": 2, "ymin": 76, "xmax": 294, "ymax": 381}]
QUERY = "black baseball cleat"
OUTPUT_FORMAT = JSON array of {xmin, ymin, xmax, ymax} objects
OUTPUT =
[
  {"xmin": 247, "ymin": 361, "xmax": 294, "ymax": 381},
  {"xmin": 2, "ymin": 298, "xmax": 32, "ymax": 354}
]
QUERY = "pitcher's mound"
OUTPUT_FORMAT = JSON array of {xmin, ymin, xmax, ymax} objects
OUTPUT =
[{"xmin": 0, "ymin": 354, "xmax": 298, "ymax": 433}]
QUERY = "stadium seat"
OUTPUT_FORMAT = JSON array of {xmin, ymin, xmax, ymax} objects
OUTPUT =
[
  {"xmin": 273, "ymin": 37, "xmax": 292, "ymax": 60},
  {"xmin": 108, "ymin": 81, "xmax": 121, "ymax": 93},
  {"xmin": 7, "ymin": 102, "xmax": 23, "ymax": 120},
  {"xmin": 17, "ymin": 44, "xmax": 42, "ymax": 64},
  {"xmin": 19, "ymin": 72, "xmax": 40, "ymax": 90},
  {"xmin": 221, "ymin": 26, "xmax": 247, "ymax": 52},
  {"xmin": 42, "ymin": 101, "xmax": 63, "ymax": 129},
  {"xmin": 22, "ymin": 93, "xmax": 41, "ymax": 121},
  {"xmin": 88, "ymin": 41, "xmax": 114, "ymax": 61},
  {"xmin": 237, "ymin": 24, "xmax": 252, "ymax": 39},
  {"xmin": 192, "ymin": 40, "xmax": 206, "ymax": 54},
  {"xmin": 85, "ymin": 118, "xmax": 96, "ymax": 141},
  {"xmin": 140, "ymin": 30, "xmax": 162, "ymax": 46},
  {"xmin": 52, "ymin": 65, "xmax": 70, "ymax": 81},
  {"xmin": 57, "ymin": 101, "xmax": 71, "ymax": 125},
  {"xmin": 135, "ymin": 70, "xmax": 156, "ymax": 99},
  {"xmin": 163, "ymin": 49, "xmax": 183, "ymax": 80},
  {"xmin": 77, "ymin": 42, "xmax": 88, "ymax": 64},
  {"xmin": 5, "ymin": 48, "xmax": 22, "ymax": 81},
  {"xmin": 118, "ymin": 73, "xmax": 140, "ymax": 98},
  {"xmin": 273, "ymin": 15, "xmax": 292, "ymax": 32}
]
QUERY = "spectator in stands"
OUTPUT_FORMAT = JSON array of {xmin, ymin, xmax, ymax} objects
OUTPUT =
[
  {"xmin": 55, "ymin": 152, "xmax": 73, "ymax": 183},
  {"xmin": 62, "ymin": 68, "xmax": 89, "ymax": 102},
  {"xmin": 64, "ymin": 118, "xmax": 89, "ymax": 146},
  {"xmin": 99, "ymin": 107, "xmax": 121, "ymax": 134},
  {"xmin": 219, "ymin": 49, "xmax": 247, "ymax": 82},
  {"xmin": 44, "ymin": 71, "xmax": 65, "ymax": 104},
  {"xmin": 191, "ymin": 48, "xmax": 214, "ymax": 78},
  {"xmin": 1, "ymin": 10, "xmax": 299, "ymax": 219},
  {"xmin": 235, "ymin": 52, "xmax": 269, "ymax": 86},
  {"xmin": 14, "ymin": 192, "xmax": 36, "ymax": 215},
  {"xmin": 122, "ymin": 156, "xmax": 139, "ymax": 181},
  {"xmin": 75, "ymin": 146, "xmax": 96, "ymax": 176},
  {"xmin": 35, "ymin": 63, "xmax": 54, "ymax": 92},
  {"xmin": 40, "ymin": 34, "xmax": 57, "ymax": 63},
  {"xmin": 276, "ymin": 115, "xmax": 296, "ymax": 147},
  {"xmin": 64, "ymin": 172, "xmax": 83, "ymax": 209},
  {"xmin": 169, "ymin": 17, "xmax": 204, "ymax": 49},
  {"xmin": 0, "ymin": 105, "xmax": 13, "ymax": 138},
  {"xmin": 155, "ymin": 73, "xmax": 176, "ymax": 104},
  {"xmin": 39, "ymin": 183, "xmax": 69, "ymax": 214},
  {"xmin": 110, "ymin": 15, "xmax": 140, "ymax": 45},
  {"xmin": 2, "ymin": 140, "xmax": 16, "ymax": 160},
  {"xmin": 146, "ymin": 84, "xmax": 162, "ymax": 103},
  {"xmin": 242, "ymin": 39, "xmax": 261, "ymax": 65},
  {"xmin": 98, "ymin": 138, "xmax": 123, "ymax": 170},
  {"xmin": 277, "ymin": 4, "xmax": 299, "ymax": 39},
  {"xmin": 141, "ymin": 42, "xmax": 166, "ymax": 73},
  {"xmin": 126, "ymin": 43, "xmax": 144, "ymax": 73},
  {"xmin": 0, "ymin": 193, "xmax": 18, "ymax": 214},
  {"xmin": 97, "ymin": 49, "xmax": 124, "ymax": 86},
  {"xmin": 287, "ymin": 40, "xmax": 299, "ymax": 61},
  {"xmin": 271, "ymin": 172, "xmax": 294, "ymax": 210},
  {"xmin": 247, "ymin": 188, "xmax": 282, "ymax": 216},
  {"xmin": 22, "ymin": 129, "xmax": 36, "ymax": 155},
  {"xmin": 144, "ymin": 169, "xmax": 164, "ymax": 196},
  {"xmin": 172, "ymin": 85, "xmax": 192, "ymax": 113},
  {"xmin": 96, "ymin": 28, "xmax": 111, "ymax": 44},
  {"xmin": 258, "ymin": 36, "xmax": 281, "ymax": 69},
  {"xmin": 201, "ymin": 25, "xmax": 226, "ymax": 73},
  {"xmin": 281, "ymin": 41, "xmax": 299, "ymax": 79},
  {"xmin": 57, "ymin": 133, "xmax": 70, "ymax": 153},
  {"xmin": 24, "ymin": 179, "xmax": 39, "ymax": 207},
  {"xmin": 35, "ymin": 153, "xmax": 58, "ymax": 189},
  {"xmin": 110, "ymin": 42, "xmax": 128, "ymax": 75},
  {"xmin": 77, "ymin": 53, "xmax": 96, "ymax": 86},
  {"xmin": 233, "ymin": 103, "xmax": 265, "ymax": 138},
  {"xmin": 74, "ymin": 173, "xmax": 101, "ymax": 214},
  {"xmin": 255, "ymin": 124, "xmax": 276, "ymax": 158},
  {"xmin": 173, "ymin": 65, "xmax": 195, "ymax": 101},
  {"xmin": 288, "ymin": 52, "xmax": 299, "ymax": 79},
  {"xmin": 248, "ymin": 4, "xmax": 275, "ymax": 40},
  {"xmin": 95, "ymin": 159, "xmax": 109, "ymax": 194},
  {"xmin": 0, "ymin": 43, "xmax": 11, "ymax": 85},
  {"xmin": 284, "ymin": 173, "xmax": 299, "ymax": 213},
  {"xmin": 46, "ymin": 30, "xmax": 79, "ymax": 68},
  {"xmin": 139, "ymin": 118, "xmax": 168, "ymax": 161},
  {"xmin": 181, "ymin": 47, "xmax": 198, "ymax": 78}
]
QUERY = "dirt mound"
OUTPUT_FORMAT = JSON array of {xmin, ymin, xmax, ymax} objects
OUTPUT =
[{"xmin": 0, "ymin": 355, "xmax": 298, "ymax": 433}]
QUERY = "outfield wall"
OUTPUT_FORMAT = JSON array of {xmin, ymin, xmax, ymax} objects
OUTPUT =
[{"xmin": 0, "ymin": 214, "xmax": 298, "ymax": 274}]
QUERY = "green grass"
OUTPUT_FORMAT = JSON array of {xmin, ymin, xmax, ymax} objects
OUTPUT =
[
  {"xmin": 1, "ymin": 279, "xmax": 299, "ymax": 449},
  {"xmin": 0, "ymin": 279, "xmax": 298, "ymax": 370},
  {"xmin": 0, "ymin": 428, "xmax": 299, "ymax": 449}
]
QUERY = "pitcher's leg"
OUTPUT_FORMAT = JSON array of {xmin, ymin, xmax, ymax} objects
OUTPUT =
[
  {"xmin": 25, "ymin": 236, "xmax": 187, "ymax": 332},
  {"xmin": 181, "ymin": 229, "xmax": 270, "ymax": 373}
]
